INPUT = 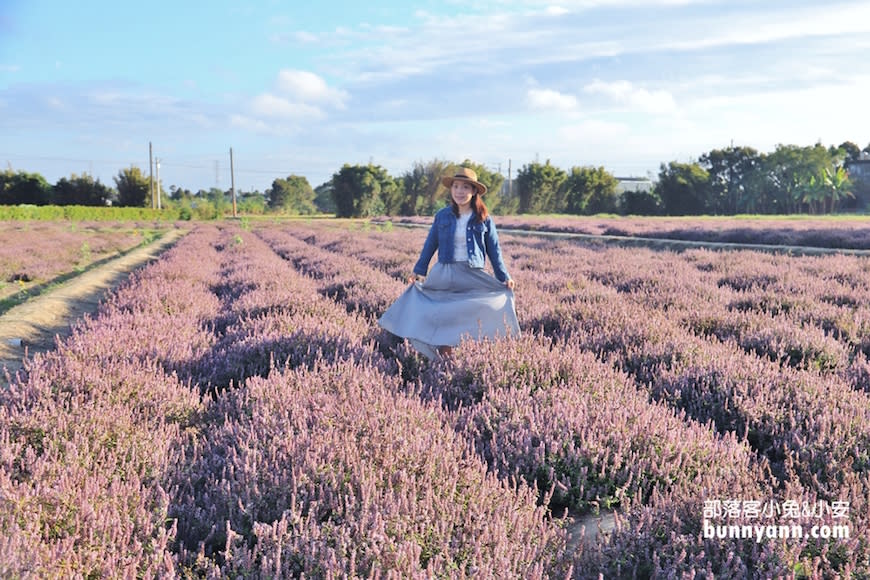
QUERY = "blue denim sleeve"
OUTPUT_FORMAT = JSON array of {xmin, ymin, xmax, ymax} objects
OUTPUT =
[
  {"xmin": 413, "ymin": 219, "xmax": 439, "ymax": 276},
  {"xmin": 484, "ymin": 218, "xmax": 511, "ymax": 282}
]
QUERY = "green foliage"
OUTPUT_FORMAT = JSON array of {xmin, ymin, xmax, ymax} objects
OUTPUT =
[
  {"xmin": 6, "ymin": 137, "xmax": 868, "ymax": 219},
  {"xmin": 267, "ymin": 175, "xmax": 316, "ymax": 214},
  {"xmin": 52, "ymin": 173, "xmax": 115, "ymax": 206},
  {"xmin": 161, "ymin": 189, "xmax": 224, "ymax": 220},
  {"xmin": 700, "ymin": 146, "xmax": 762, "ymax": 214},
  {"xmin": 236, "ymin": 191, "xmax": 268, "ymax": 215},
  {"xmin": 561, "ymin": 166, "xmax": 619, "ymax": 214},
  {"xmin": 0, "ymin": 205, "xmax": 180, "ymax": 221},
  {"xmin": 799, "ymin": 165, "xmax": 854, "ymax": 214},
  {"xmin": 75, "ymin": 242, "xmax": 92, "ymax": 271},
  {"xmin": 766, "ymin": 144, "xmax": 833, "ymax": 214},
  {"xmin": 400, "ymin": 159, "xmax": 451, "ymax": 216},
  {"xmin": 169, "ymin": 186, "xmax": 194, "ymax": 202},
  {"xmin": 650, "ymin": 142, "xmax": 858, "ymax": 216},
  {"xmin": 191, "ymin": 199, "xmax": 220, "ymax": 220},
  {"xmin": 379, "ymin": 174, "xmax": 404, "ymax": 216},
  {"xmin": 400, "ymin": 162, "xmax": 429, "ymax": 216},
  {"xmin": 313, "ymin": 181, "xmax": 337, "ymax": 213},
  {"xmin": 331, "ymin": 164, "xmax": 397, "ymax": 218},
  {"xmin": 834, "ymin": 141, "xmax": 862, "ymax": 163},
  {"xmin": 515, "ymin": 160, "xmax": 567, "ymax": 214},
  {"xmin": 656, "ymin": 161, "xmax": 711, "ymax": 215},
  {"xmin": 620, "ymin": 188, "xmax": 662, "ymax": 215},
  {"xmin": 0, "ymin": 169, "xmax": 52, "ymax": 205},
  {"xmin": 205, "ymin": 188, "xmax": 230, "ymax": 216},
  {"xmin": 114, "ymin": 166, "xmax": 151, "ymax": 207}
]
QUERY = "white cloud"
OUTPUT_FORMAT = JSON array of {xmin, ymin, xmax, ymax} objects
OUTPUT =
[
  {"xmin": 250, "ymin": 93, "xmax": 324, "ymax": 120},
  {"xmin": 318, "ymin": 1, "xmax": 870, "ymax": 100},
  {"xmin": 86, "ymin": 91, "xmax": 185, "ymax": 115},
  {"xmin": 475, "ymin": 118, "xmax": 511, "ymax": 128},
  {"xmin": 655, "ymin": 2, "xmax": 870, "ymax": 53},
  {"xmin": 545, "ymin": 6, "xmax": 570, "ymax": 15},
  {"xmin": 10, "ymin": 0, "xmax": 870, "ymax": 193},
  {"xmin": 45, "ymin": 96, "xmax": 66, "ymax": 110},
  {"xmin": 276, "ymin": 69, "xmax": 348, "ymax": 109},
  {"xmin": 584, "ymin": 79, "xmax": 676, "ymax": 113},
  {"xmin": 359, "ymin": 23, "xmax": 411, "ymax": 36},
  {"xmin": 527, "ymin": 88, "xmax": 579, "ymax": 111},
  {"xmin": 186, "ymin": 112, "xmax": 212, "ymax": 128},
  {"xmin": 230, "ymin": 114, "xmax": 277, "ymax": 134},
  {"xmin": 295, "ymin": 31, "xmax": 319, "ymax": 43},
  {"xmin": 682, "ymin": 74, "xmax": 870, "ymax": 148},
  {"xmin": 558, "ymin": 119, "xmax": 630, "ymax": 142},
  {"xmin": 269, "ymin": 30, "xmax": 319, "ymax": 44},
  {"xmin": 90, "ymin": 91, "xmax": 122, "ymax": 105},
  {"xmin": 236, "ymin": 70, "xmax": 348, "ymax": 133}
]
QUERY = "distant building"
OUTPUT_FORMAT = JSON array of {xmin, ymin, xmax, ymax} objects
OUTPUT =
[
  {"xmin": 615, "ymin": 177, "xmax": 654, "ymax": 194},
  {"xmin": 844, "ymin": 152, "xmax": 870, "ymax": 210},
  {"xmin": 845, "ymin": 152, "xmax": 870, "ymax": 183},
  {"xmin": 498, "ymin": 176, "xmax": 655, "ymax": 197}
]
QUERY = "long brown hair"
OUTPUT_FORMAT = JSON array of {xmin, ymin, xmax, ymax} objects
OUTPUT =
[{"xmin": 450, "ymin": 194, "xmax": 489, "ymax": 222}]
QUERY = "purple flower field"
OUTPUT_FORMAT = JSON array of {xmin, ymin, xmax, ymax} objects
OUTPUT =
[
  {"xmin": 0, "ymin": 221, "xmax": 173, "ymax": 300},
  {"xmin": 384, "ymin": 215, "xmax": 870, "ymax": 250},
  {"xmin": 2, "ymin": 219, "xmax": 869, "ymax": 578}
]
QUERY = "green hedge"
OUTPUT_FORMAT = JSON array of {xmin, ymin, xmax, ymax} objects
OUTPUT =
[{"xmin": 0, "ymin": 205, "xmax": 182, "ymax": 221}]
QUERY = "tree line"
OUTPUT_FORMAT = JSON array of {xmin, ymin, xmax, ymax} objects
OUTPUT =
[{"xmin": 3, "ymin": 140, "xmax": 869, "ymax": 217}]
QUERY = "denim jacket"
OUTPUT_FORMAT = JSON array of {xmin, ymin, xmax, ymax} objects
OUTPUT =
[{"xmin": 413, "ymin": 206, "xmax": 512, "ymax": 282}]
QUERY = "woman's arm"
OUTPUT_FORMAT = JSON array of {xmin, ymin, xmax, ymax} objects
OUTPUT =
[
  {"xmin": 412, "ymin": 218, "xmax": 439, "ymax": 277},
  {"xmin": 484, "ymin": 218, "xmax": 512, "ymax": 284}
]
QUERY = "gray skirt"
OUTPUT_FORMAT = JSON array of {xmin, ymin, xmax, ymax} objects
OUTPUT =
[{"xmin": 378, "ymin": 261, "xmax": 520, "ymax": 359}]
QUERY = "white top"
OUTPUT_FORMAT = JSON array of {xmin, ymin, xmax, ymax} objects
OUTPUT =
[{"xmin": 453, "ymin": 210, "xmax": 473, "ymax": 262}]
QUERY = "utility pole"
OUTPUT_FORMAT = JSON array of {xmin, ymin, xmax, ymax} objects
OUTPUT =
[
  {"xmin": 230, "ymin": 147, "xmax": 237, "ymax": 218},
  {"xmin": 155, "ymin": 158, "xmax": 162, "ymax": 210},
  {"xmin": 508, "ymin": 158, "xmax": 512, "ymax": 199},
  {"xmin": 149, "ymin": 142, "xmax": 154, "ymax": 209}
]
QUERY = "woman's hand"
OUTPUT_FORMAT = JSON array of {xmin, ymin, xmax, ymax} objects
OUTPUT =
[
  {"xmin": 408, "ymin": 274, "xmax": 424, "ymax": 284},
  {"xmin": 505, "ymin": 279, "xmax": 516, "ymax": 290}
]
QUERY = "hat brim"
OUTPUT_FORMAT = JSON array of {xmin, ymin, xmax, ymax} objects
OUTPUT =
[{"xmin": 441, "ymin": 176, "xmax": 487, "ymax": 195}]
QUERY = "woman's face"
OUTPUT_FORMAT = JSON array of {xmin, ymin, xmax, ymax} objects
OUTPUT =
[{"xmin": 451, "ymin": 180, "xmax": 476, "ymax": 208}]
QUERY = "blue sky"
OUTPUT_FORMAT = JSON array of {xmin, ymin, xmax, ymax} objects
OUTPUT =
[{"xmin": 2, "ymin": 0, "xmax": 869, "ymax": 193}]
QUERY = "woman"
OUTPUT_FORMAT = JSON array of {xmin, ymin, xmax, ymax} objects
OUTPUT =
[{"xmin": 378, "ymin": 167, "xmax": 519, "ymax": 359}]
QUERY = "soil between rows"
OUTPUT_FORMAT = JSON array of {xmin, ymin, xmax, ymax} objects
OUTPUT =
[{"xmin": 0, "ymin": 228, "xmax": 187, "ymax": 383}]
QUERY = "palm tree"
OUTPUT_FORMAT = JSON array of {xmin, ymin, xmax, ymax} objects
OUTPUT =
[
  {"xmin": 820, "ymin": 165, "xmax": 853, "ymax": 213},
  {"xmin": 796, "ymin": 175, "xmax": 824, "ymax": 214}
]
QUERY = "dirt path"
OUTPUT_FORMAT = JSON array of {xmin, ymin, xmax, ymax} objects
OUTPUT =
[
  {"xmin": 567, "ymin": 509, "xmax": 617, "ymax": 550},
  {"xmin": 0, "ymin": 228, "xmax": 188, "ymax": 382}
]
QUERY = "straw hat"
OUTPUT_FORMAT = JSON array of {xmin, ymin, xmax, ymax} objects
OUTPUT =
[{"xmin": 441, "ymin": 167, "xmax": 487, "ymax": 195}]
